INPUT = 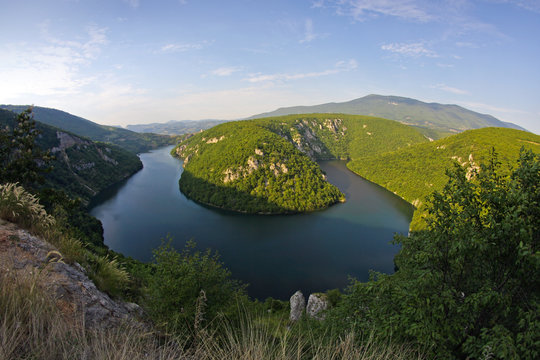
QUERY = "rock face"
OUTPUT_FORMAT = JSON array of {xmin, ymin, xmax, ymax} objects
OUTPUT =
[
  {"xmin": 289, "ymin": 290, "xmax": 305, "ymax": 321},
  {"xmin": 306, "ymin": 293, "xmax": 329, "ymax": 320},
  {"xmin": 0, "ymin": 220, "xmax": 143, "ymax": 329}
]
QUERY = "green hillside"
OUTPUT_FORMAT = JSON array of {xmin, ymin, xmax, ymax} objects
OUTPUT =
[
  {"xmin": 249, "ymin": 94, "xmax": 526, "ymax": 137},
  {"xmin": 348, "ymin": 127, "xmax": 540, "ymax": 229},
  {"xmin": 173, "ymin": 114, "xmax": 428, "ymax": 213},
  {"xmin": 175, "ymin": 121, "xmax": 344, "ymax": 213},
  {"xmin": 0, "ymin": 105, "xmax": 178, "ymax": 153},
  {"xmin": 0, "ymin": 108, "xmax": 142, "ymax": 202}
]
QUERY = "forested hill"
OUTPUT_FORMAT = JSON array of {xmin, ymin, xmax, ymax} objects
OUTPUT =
[
  {"xmin": 348, "ymin": 127, "xmax": 540, "ymax": 230},
  {"xmin": 0, "ymin": 105, "xmax": 178, "ymax": 154},
  {"xmin": 0, "ymin": 108, "xmax": 142, "ymax": 202},
  {"xmin": 249, "ymin": 94, "xmax": 526, "ymax": 137},
  {"xmin": 173, "ymin": 114, "xmax": 428, "ymax": 213}
]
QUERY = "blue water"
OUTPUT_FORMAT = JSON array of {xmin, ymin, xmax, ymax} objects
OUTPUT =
[{"xmin": 90, "ymin": 146, "xmax": 413, "ymax": 300}]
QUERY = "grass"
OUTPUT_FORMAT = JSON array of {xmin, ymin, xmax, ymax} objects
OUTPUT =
[{"xmin": 0, "ymin": 261, "xmax": 423, "ymax": 360}]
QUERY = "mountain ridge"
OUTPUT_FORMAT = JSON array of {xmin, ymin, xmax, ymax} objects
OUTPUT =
[
  {"xmin": 248, "ymin": 94, "xmax": 526, "ymax": 136},
  {"xmin": 0, "ymin": 105, "xmax": 178, "ymax": 154}
]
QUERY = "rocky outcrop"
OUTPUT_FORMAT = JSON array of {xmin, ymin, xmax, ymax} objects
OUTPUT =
[
  {"xmin": 289, "ymin": 290, "xmax": 305, "ymax": 321},
  {"xmin": 0, "ymin": 220, "xmax": 143, "ymax": 329},
  {"xmin": 289, "ymin": 291, "xmax": 329, "ymax": 321},
  {"xmin": 306, "ymin": 293, "xmax": 329, "ymax": 320}
]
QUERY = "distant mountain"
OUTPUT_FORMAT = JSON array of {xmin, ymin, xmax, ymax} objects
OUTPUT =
[
  {"xmin": 248, "ymin": 95, "xmax": 526, "ymax": 137},
  {"xmin": 0, "ymin": 108, "xmax": 142, "ymax": 202},
  {"xmin": 0, "ymin": 105, "xmax": 178, "ymax": 154},
  {"xmin": 126, "ymin": 119, "xmax": 229, "ymax": 135}
]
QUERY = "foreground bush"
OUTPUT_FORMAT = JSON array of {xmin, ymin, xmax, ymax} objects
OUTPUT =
[{"xmin": 329, "ymin": 149, "xmax": 539, "ymax": 359}]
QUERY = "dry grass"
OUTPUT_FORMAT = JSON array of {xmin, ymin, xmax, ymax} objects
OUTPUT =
[
  {"xmin": 0, "ymin": 265, "xmax": 187, "ymax": 360},
  {"xmin": 0, "ymin": 267, "xmax": 423, "ymax": 360}
]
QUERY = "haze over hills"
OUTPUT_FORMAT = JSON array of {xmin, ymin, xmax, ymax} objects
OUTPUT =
[
  {"xmin": 248, "ymin": 95, "xmax": 527, "ymax": 137},
  {"xmin": 126, "ymin": 119, "xmax": 228, "ymax": 135},
  {"xmin": 0, "ymin": 105, "xmax": 178, "ymax": 154}
]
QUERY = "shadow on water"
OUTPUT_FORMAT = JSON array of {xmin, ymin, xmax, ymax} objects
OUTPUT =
[{"xmin": 90, "ymin": 146, "xmax": 413, "ymax": 300}]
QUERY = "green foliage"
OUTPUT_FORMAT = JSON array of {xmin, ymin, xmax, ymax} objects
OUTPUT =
[
  {"xmin": 328, "ymin": 149, "xmax": 540, "ymax": 359},
  {"xmin": 325, "ymin": 288, "xmax": 342, "ymax": 308},
  {"xmin": 86, "ymin": 254, "xmax": 131, "ymax": 297},
  {"xmin": 0, "ymin": 108, "xmax": 51, "ymax": 188},
  {"xmin": 174, "ymin": 114, "xmax": 427, "ymax": 214},
  {"xmin": 348, "ymin": 127, "xmax": 540, "ymax": 230},
  {"xmin": 146, "ymin": 239, "xmax": 248, "ymax": 333},
  {"xmin": 175, "ymin": 119, "xmax": 347, "ymax": 213}
]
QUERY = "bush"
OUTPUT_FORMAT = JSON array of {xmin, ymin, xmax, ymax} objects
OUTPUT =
[
  {"xmin": 146, "ymin": 239, "xmax": 248, "ymax": 334},
  {"xmin": 328, "ymin": 149, "xmax": 540, "ymax": 359}
]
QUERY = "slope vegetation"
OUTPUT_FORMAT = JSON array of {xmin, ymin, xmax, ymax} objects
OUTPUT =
[
  {"xmin": 174, "ymin": 114, "xmax": 428, "ymax": 213},
  {"xmin": 0, "ymin": 108, "xmax": 142, "ymax": 202},
  {"xmin": 348, "ymin": 127, "xmax": 540, "ymax": 229},
  {"xmin": 249, "ymin": 94, "xmax": 526, "ymax": 137},
  {"xmin": 0, "ymin": 105, "xmax": 177, "ymax": 153}
]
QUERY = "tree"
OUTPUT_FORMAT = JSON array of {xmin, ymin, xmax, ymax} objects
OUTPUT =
[
  {"xmin": 329, "ymin": 149, "xmax": 539, "ymax": 359},
  {"xmin": 0, "ymin": 107, "xmax": 51, "ymax": 188}
]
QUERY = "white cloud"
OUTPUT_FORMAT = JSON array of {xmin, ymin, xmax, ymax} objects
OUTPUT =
[
  {"xmin": 381, "ymin": 42, "xmax": 438, "ymax": 58},
  {"xmin": 300, "ymin": 19, "xmax": 317, "ymax": 43},
  {"xmin": 331, "ymin": 0, "xmax": 436, "ymax": 22},
  {"xmin": 160, "ymin": 41, "xmax": 210, "ymax": 53},
  {"xmin": 122, "ymin": 0, "xmax": 140, "ymax": 9},
  {"xmin": 0, "ymin": 26, "xmax": 108, "ymax": 99},
  {"xmin": 245, "ymin": 59, "xmax": 357, "ymax": 83},
  {"xmin": 431, "ymin": 83, "xmax": 469, "ymax": 95},
  {"xmin": 211, "ymin": 66, "xmax": 242, "ymax": 76}
]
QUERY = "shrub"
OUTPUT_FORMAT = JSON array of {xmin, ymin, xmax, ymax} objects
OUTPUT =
[{"xmin": 0, "ymin": 182, "xmax": 54, "ymax": 234}]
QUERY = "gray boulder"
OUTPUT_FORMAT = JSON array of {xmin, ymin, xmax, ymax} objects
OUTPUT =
[
  {"xmin": 306, "ymin": 293, "xmax": 328, "ymax": 320},
  {"xmin": 289, "ymin": 290, "xmax": 305, "ymax": 321}
]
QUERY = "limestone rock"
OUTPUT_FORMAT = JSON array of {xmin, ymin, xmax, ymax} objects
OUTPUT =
[
  {"xmin": 306, "ymin": 293, "xmax": 328, "ymax": 320},
  {"xmin": 0, "ymin": 221, "xmax": 145, "ymax": 330},
  {"xmin": 289, "ymin": 290, "xmax": 305, "ymax": 321}
]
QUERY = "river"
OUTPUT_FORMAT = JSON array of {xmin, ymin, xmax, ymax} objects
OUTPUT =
[{"xmin": 90, "ymin": 146, "xmax": 413, "ymax": 300}]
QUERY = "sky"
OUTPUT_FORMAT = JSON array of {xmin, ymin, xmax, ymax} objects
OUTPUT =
[{"xmin": 1, "ymin": 0, "xmax": 539, "ymax": 133}]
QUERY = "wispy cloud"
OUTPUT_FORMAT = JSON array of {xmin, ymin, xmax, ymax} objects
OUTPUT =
[
  {"xmin": 330, "ymin": 0, "xmax": 436, "ymax": 22},
  {"xmin": 244, "ymin": 59, "xmax": 357, "ymax": 83},
  {"xmin": 122, "ymin": 0, "xmax": 140, "ymax": 9},
  {"xmin": 300, "ymin": 19, "xmax": 318, "ymax": 43},
  {"xmin": 0, "ymin": 25, "xmax": 108, "ymax": 99},
  {"xmin": 486, "ymin": 0, "xmax": 540, "ymax": 13},
  {"xmin": 461, "ymin": 101, "xmax": 529, "ymax": 115},
  {"xmin": 431, "ymin": 83, "xmax": 469, "ymax": 95},
  {"xmin": 211, "ymin": 66, "xmax": 242, "ymax": 77},
  {"xmin": 381, "ymin": 42, "xmax": 438, "ymax": 58},
  {"xmin": 160, "ymin": 41, "xmax": 208, "ymax": 53}
]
